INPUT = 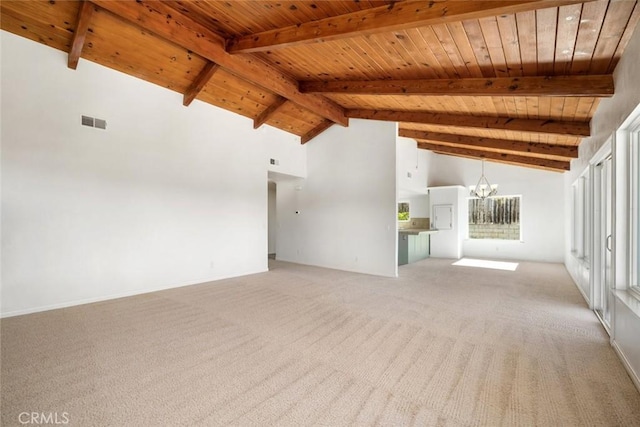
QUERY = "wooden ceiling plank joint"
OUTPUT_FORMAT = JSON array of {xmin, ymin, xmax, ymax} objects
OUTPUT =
[
  {"xmin": 419, "ymin": 142, "xmax": 570, "ymax": 172},
  {"xmin": 348, "ymin": 109, "xmax": 591, "ymax": 137},
  {"xmin": 431, "ymin": 150, "xmax": 564, "ymax": 173},
  {"xmin": 227, "ymin": 0, "xmax": 596, "ymax": 54},
  {"xmin": 183, "ymin": 62, "xmax": 221, "ymax": 107},
  {"xmin": 301, "ymin": 120, "xmax": 334, "ymax": 144},
  {"xmin": 254, "ymin": 96, "xmax": 288, "ymax": 129},
  {"xmin": 300, "ymin": 75, "xmax": 614, "ymax": 97},
  {"xmin": 91, "ymin": 0, "xmax": 348, "ymax": 126},
  {"xmin": 398, "ymin": 129, "xmax": 579, "ymax": 158},
  {"xmin": 68, "ymin": 1, "xmax": 94, "ymax": 70}
]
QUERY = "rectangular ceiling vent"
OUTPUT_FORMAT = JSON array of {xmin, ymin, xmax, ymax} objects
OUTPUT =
[{"xmin": 81, "ymin": 115, "xmax": 107, "ymax": 130}]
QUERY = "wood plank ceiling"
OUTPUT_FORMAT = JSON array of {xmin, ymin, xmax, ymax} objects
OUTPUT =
[{"xmin": 2, "ymin": 0, "xmax": 639, "ymax": 172}]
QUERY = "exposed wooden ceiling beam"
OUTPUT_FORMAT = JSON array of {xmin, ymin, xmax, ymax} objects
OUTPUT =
[
  {"xmin": 254, "ymin": 97, "xmax": 288, "ymax": 129},
  {"xmin": 183, "ymin": 62, "xmax": 221, "ymax": 107},
  {"xmin": 227, "ymin": 0, "xmax": 593, "ymax": 54},
  {"xmin": 68, "ymin": 1, "xmax": 94, "ymax": 70},
  {"xmin": 301, "ymin": 120, "xmax": 334, "ymax": 144},
  {"xmin": 348, "ymin": 110, "xmax": 590, "ymax": 137},
  {"xmin": 430, "ymin": 150, "xmax": 564, "ymax": 173},
  {"xmin": 300, "ymin": 75, "xmax": 614, "ymax": 97},
  {"xmin": 92, "ymin": 0, "xmax": 348, "ymax": 126},
  {"xmin": 419, "ymin": 142, "xmax": 570, "ymax": 172},
  {"xmin": 399, "ymin": 129, "xmax": 578, "ymax": 159}
]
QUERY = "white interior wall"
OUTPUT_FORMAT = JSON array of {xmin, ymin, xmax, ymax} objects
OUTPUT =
[
  {"xmin": 276, "ymin": 119, "xmax": 398, "ymax": 277},
  {"xmin": 428, "ymin": 153, "xmax": 565, "ymax": 262},
  {"xmin": 0, "ymin": 31, "xmax": 296, "ymax": 316},
  {"xmin": 404, "ymin": 194, "xmax": 430, "ymax": 219},
  {"xmin": 563, "ymin": 25, "xmax": 640, "ymax": 390},
  {"xmin": 428, "ymin": 186, "xmax": 466, "ymax": 259},
  {"xmin": 397, "ymin": 137, "xmax": 428, "ymax": 193},
  {"xmin": 396, "ymin": 137, "xmax": 429, "ymax": 222},
  {"xmin": 264, "ymin": 128, "xmax": 307, "ymax": 179}
]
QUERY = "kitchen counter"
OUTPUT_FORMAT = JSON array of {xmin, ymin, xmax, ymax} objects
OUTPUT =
[{"xmin": 398, "ymin": 229, "xmax": 439, "ymax": 235}]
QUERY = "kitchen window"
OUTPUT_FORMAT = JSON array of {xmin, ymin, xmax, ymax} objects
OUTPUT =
[
  {"xmin": 398, "ymin": 202, "xmax": 410, "ymax": 221},
  {"xmin": 468, "ymin": 196, "xmax": 521, "ymax": 240}
]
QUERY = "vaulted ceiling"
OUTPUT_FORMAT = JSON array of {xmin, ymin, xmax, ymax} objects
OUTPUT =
[{"xmin": 2, "ymin": 0, "xmax": 639, "ymax": 172}]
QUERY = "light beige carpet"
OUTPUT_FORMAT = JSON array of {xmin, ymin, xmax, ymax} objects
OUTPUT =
[{"xmin": 2, "ymin": 258, "xmax": 640, "ymax": 426}]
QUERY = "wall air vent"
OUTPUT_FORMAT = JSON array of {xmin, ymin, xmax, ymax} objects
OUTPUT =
[
  {"xmin": 94, "ymin": 118, "xmax": 107, "ymax": 130},
  {"xmin": 81, "ymin": 115, "xmax": 107, "ymax": 130},
  {"xmin": 81, "ymin": 115, "xmax": 94, "ymax": 127}
]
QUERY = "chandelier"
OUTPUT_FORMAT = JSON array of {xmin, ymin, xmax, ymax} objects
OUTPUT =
[{"xmin": 471, "ymin": 159, "xmax": 497, "ymax": 199}]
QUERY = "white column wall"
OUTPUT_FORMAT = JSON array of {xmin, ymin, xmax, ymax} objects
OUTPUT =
[{"xmin": 276, "ymin": 119, "xmax": 398, "ymax": 277}]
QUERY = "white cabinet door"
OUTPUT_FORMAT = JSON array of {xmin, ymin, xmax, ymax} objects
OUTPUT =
[{"xmin": 433, "ymin": 205, "xmax": 453, "ymax": 230}]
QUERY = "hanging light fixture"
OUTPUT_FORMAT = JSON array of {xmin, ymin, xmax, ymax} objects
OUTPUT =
[{"xmin": 471, "ymin": 159, "xmax": 497, "ymax": 199}]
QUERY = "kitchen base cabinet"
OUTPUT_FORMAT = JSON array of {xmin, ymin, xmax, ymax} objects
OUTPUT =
[
  {"xmin": 398, "ymin": 232, "xmax": 431, "ymax": 265},
  {"xmin": 398, "ymin": 234, "xmax": 409, "ymax": 265}
]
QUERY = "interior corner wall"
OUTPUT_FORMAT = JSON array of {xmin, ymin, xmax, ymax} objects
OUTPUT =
[
  {"xmin": 276, "ymin": 119, "xmax": 398, "ymax": 277},
  {"xmin": 0, "ymin": 31, "xmax": 294, "ymax": 316},
  {"xmin": 428, "ymin": 154, "xmax": 565, "ymax": 262}
]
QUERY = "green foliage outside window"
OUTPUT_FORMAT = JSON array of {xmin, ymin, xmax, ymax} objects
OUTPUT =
[{"xmin": 398, "ymin": 202, "xmax": 410, "ymax": 221}]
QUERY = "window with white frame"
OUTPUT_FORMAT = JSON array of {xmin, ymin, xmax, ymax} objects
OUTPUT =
[
  {"xmin": 571, "ymin": 181, "xmax": 580, "ymax": 255},
  {"xmin": 571, "ymin": 173, "xmax": 590, "ymax": 260},
  {"xmin": 630, "ymin": 123, "xmax": 640, "ymax": 295},
  {"xmin": 468, "ymin": 196, "xmax": 521, "ymax": 240},
  {"xmin": 398, "ymin": 202, "xmax": 410, "ymax": 222},
  {"xmin": 580, "ymin": 173, "xmax": 590, "ymax": 260}
]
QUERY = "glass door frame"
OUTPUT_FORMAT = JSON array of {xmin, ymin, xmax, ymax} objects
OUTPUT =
[{"xmin": 589, "ymin": 137, "xmax": 615, "ymax": 334}]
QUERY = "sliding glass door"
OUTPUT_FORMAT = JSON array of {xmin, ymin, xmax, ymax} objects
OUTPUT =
[{"xmin": 593, "ymin": 154, "xmax": 613, "ymax": 329}]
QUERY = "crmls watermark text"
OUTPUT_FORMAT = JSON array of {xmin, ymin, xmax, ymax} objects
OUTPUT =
[{"xmin": 18, "ymin": 412, "xmax": 69, "ymax": 425}]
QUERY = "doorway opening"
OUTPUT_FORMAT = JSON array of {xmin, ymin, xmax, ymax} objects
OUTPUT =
[{"xmin": 268, "ymin": 181, "xmax": 277, "ymax": 260}]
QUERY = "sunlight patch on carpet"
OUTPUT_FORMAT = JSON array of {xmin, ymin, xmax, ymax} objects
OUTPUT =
[{"xmin": 453, "ymin": 258, "xmax": 519, "ymax": 271}]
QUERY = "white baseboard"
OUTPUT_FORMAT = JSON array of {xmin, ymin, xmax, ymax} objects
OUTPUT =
[
  {"xmin": 0, "ymin": 268, "xmax": 268, "ymax": 319},
  {"xmin": 612, "ymin": 340, "xmax": 640, "ymax": 393},
  {"xmin": 564, "ymin": 261, "xmax": 591, "ymax": 306}
]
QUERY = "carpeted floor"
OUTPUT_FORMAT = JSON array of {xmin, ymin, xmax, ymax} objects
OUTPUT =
[{"xmin": 1, "ymin": 258, "xmax": 639, "ymax": 426}]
